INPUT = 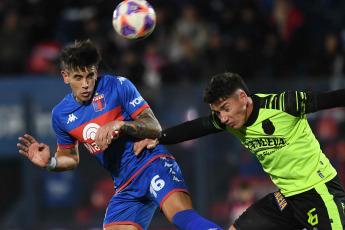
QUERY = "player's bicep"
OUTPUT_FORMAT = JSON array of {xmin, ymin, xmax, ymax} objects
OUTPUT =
[{"xmin": 133, "ymin": 107, "xmax": 158, "ymax": 122}]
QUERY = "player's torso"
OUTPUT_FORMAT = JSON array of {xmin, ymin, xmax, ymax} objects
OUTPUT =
[
  {"xmin": 64, "ymin": 91, "xmax": 129, "ymax": 155},
  {"xmin": 227, "ymin": 95, "xmax": 336, "ymax": 196},
  {"xmin": 54, "ymin": 75, "xmax": 171, "ymax": 190}
]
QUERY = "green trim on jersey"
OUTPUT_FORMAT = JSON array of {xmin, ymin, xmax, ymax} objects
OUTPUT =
[
  {"xmin": 211, "ymin": 91, "xmax": 337, "ymax": 197},
  {"xmin": 314, "ymin": 183, "xmax": 343, "ymax": 229}
]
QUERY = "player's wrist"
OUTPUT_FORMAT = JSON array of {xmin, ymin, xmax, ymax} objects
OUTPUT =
[{"xmin": 45, "ymin": 157, "xmax": 58, "ymax": 171}]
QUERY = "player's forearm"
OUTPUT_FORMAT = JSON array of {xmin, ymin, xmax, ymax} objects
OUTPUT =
[
  {"xmin": 50, "ymin": 155, "xmax": 79, "ymax": 171},
  {"xmin": 121, "ymin": 107, "xmax": 162, "ymax": 139},
  {"xmin": 159, "ymin": 116, "xmax": 222, "ymax": 145},
  {"xmin": 122, "ymin": 119, "xmax": 162, "ymax": 139},
  {"xmin": 315, "ymin": 89, "xmax": 345, "ymax": 111},
  {"xmin": 48, "ymin": 147, "xmax": 80, "ymax": 172}
]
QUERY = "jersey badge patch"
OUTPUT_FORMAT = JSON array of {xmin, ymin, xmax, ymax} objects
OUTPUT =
[
  {"xmin": 262, "ymin": 119, "xmax": 275, "ymax": 135},
  {"xmin": 92, "ymin": 94, "xmax": 106, "ymax": 112}
]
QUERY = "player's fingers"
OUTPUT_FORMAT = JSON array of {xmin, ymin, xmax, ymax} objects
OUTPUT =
[
  {"xmin": 133, "ymin": 144, "xmax": 145, "ymax": 155},
  {"xmin": 37, "ymin": 143, "xmax": 47, "ymax": 151},
  {"xmin": 18, "ymin": 149, "xmax": 29, "ymax": 157},
  {"xmin": 18, "ymin": 136, "xmax": 31, "ymax": 147},
  {"xmin": 147, "ymin": 139, "xmax": 158, "ymax": 149},
  {"xmin": 133, "ymin": 139, "xmax": 149, "ymax": 155},
  {"xmin": 17, "ymin": 143, "xmax": 29, "ymax": 152},
  {"xmin": 24, "ymin": 134, "xmax": 38, "ymax": 143}
]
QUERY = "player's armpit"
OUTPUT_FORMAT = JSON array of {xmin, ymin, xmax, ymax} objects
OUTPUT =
[
  {"xmin": 122, "ymin": 107, "xmax": 162, "ymax": 139},
  {"xmin": 53, "ymin": 145, "xmax": 80, "ymax": 171}
]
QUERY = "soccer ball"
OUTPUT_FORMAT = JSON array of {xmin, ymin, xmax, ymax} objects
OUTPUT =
[{"xmin": 112, "ymin": 0, "xmax": 156, "ymax": 40}]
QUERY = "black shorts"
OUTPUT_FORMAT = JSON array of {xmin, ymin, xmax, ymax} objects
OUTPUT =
[{"xmin": 233, "ymin": 175, "xmax": 345, "ymax": 230}]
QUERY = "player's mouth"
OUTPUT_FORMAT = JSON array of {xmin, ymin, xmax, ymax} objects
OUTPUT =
[
  {"xmin": 81, "ymin": 92, "xmax": 90, "ymax": 97},
  {"xmin": 228, "ymin": 121, "xmax": 235, "ymax": 127}
]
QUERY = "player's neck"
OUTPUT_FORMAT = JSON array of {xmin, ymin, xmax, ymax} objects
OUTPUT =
[{"xmin": 246, "ymin": 96, "xmax": 254, "ymax": 119}]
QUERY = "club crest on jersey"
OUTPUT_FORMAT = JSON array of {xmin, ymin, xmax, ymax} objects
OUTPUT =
[{"xmin": 92, "ymin": 94, "xmax": 106, "ymax": 112}]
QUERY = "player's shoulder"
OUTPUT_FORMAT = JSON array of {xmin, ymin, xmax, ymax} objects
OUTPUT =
[
  {"xmin": 97, "ymin": 75, "xmax": 131, "ymax": 89},
  {"xmin": 52, "ymin": 92, "xmax": 81, "ymax": 117},
  {"xmin": 254, "ymin": 93, "xmax": 277, "ymax": 98}
]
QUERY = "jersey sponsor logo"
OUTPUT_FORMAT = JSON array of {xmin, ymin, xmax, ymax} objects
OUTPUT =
[
  {"xmin": 274, "ymin": 191, "xmax": 287, "ymax": 212},
  {"xmin": 243, "ymin": 137, "xmax": 288, "ymax": 159},
  {"xmin": 67, "ymin": 113, "xmax": 78, "ymax": 124},
  {"xmin": 67, "ymin": 107, "xmax": 124, "ymax": 155},
  {"xmin": 82, "ymin": 123, "xmax": 102, "ymax": 154},
  {"xmin": 83, "ymin": 123, "xmax": 100, "ymax": 141},
  {"xmin": 129, "ymin": 96, "xmax": 144, "ymax": 107},
  {"xmin": 92, "ymin": 94, "xmax": 106, "ymax": 112}
]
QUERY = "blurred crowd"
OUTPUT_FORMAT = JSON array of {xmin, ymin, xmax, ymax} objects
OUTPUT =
[{"xmin": 1, "ymin": 0, "xmax": 345, "ymax": 88}]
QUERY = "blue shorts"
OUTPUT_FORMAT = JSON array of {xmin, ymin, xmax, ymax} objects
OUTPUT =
[{"xmin": 103, "ymin": 157, "xmax": 190, "ymax": 230}]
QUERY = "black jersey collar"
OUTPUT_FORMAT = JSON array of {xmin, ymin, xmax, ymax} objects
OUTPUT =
[{"xmin": 244, "ymin": 95, "xmax": 259, "ymax": 127}]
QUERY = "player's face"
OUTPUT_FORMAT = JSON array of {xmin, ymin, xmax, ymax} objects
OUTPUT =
[
  {"xmin": 210, "ymin": 90, "xmax": 249, "ymax": 130},
  {"xmin": 61, "ymin": 66, "xmax": 97, "ymax": 104}
]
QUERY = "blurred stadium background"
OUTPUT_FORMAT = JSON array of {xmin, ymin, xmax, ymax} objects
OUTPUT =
[{"xmin": 1, "ymin": 0, "xmax": 345, "ymax": 229}]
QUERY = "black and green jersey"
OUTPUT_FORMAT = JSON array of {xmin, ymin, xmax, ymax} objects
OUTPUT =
[{"xmin": 211, "ymin": 91, "xmax": 337, "ymax": 197}]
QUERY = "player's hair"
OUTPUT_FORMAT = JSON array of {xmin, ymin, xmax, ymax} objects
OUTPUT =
[
  {"xmin": 203, "ymin": 72, "xmax": 250, "ymax": 104},
  {"xmin": 60, "ymin": 39, "xmax": 102, "ymax": 72}
]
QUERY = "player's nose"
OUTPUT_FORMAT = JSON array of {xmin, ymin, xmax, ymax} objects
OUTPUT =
[
  {"xmin": 220, "ymin": 113, "xmax": 228, "ymax": 123},
  {"xmin": 82, "ymin": 78, "xmax": 89, "ymax": 88}
]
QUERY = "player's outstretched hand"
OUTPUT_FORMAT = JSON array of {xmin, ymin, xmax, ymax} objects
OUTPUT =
[
  {"xmin": 133, "ymin": 138, "xmax": 159, "ymax": 156},
  {"xmin": 17, "ymin": 134, "xmax": 51, "ymax": 168}
]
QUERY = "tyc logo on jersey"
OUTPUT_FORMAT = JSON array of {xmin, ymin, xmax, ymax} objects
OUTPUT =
[
  {"xmin": 83, "ymin": 123, "xmax": 100, "ymax": 141},
  {"xmin": 67, "ymin": 113, "xmax": 78, "ymax": 124},
  {"xmin": 92, "ymin": 94, "xmax": 106, "ymax": 112},
  {"xmin": 130, "ymin": 96, "xmax": 144, "ymax": 107},
  {"xmin": 82, "ymin": 123, "xmax": 102, "ymax": 154}
]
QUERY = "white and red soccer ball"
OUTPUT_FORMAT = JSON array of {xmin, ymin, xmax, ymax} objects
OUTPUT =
[{"xmin": 112, "ymin": 0, "xmax": 156, "ymax": 40}]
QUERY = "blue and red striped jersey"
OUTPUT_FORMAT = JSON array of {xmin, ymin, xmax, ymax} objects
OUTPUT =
[{"xmin": 52, "ymin": 75, "xmax": 172, "ymax": 192}]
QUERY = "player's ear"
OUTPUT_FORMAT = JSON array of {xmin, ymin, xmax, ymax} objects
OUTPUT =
[
  {"xmin": 239, "ymin": 90, "xmax": 247, "ymax": 105},
  {"xmin": 61, "ymin": 70, "xmax": 70, "ymax": 84}
]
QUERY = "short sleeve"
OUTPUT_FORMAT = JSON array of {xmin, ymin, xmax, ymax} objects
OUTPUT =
[
  {"xmin": 115, "ymin": 77, "xmax": 149, "ymax": 119},
  {"xmin": 52, "ymin": 108, "xmax": 78, "ymax": 148}
]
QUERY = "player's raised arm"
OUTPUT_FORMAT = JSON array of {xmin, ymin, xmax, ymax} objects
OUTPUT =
[
  {"xmin": 122, "ymin": 107, "xmax": 162, "ymax": 139},
  {"xmin": 94, "ymin": 107, "xmax": 161, "ymax": 150},
  {"xmin": 313, "ymin": 88, "xmax": 345, "ymax": 111},
  {"xmin": 133, "ymin": 114, "xmax": 224, "ymax": 155},
  {"xmin": 18, "ymin": 134, "xmax": 79, "ymax": 171},
  {"xmin": 159, "ymin": 114, "xmax": 223, "ymax": 145}
]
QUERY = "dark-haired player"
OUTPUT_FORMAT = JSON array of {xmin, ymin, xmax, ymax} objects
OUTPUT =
[
  {"xmin": 137, "ymin": 72, "xmax": 345, "ymax": 229},
  {"xmin": 17, "ymin": 40, "xmax": 222, "ymax": 230}
]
